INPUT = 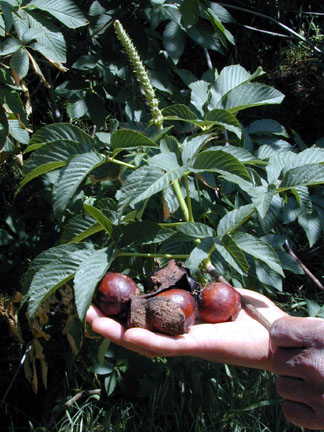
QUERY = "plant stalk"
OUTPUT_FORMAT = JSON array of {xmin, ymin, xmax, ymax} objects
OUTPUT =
[
  {"xmin": 284, "ymin": 240, "xmax": 324, "ymax": 291},
  {"xmin": 184, "ymin": 173, "xmax": 194, "ymax": 222},
  {"xmin": 106, "ymin": 157, "xmax": 136, "ymax": 169},
  {"xmin": 172, "ymin": 179, "xmax": 190, "ymax": 222},
  {"xmin": 118, "ymin": 252, "xmax": 190, "ymax": 259}
]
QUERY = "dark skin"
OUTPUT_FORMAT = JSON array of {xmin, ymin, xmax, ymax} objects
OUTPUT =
[
  {"xmin": 270, "ymin": 315, "xmax": 324, "ymax": 430},
  {"xmin": 87, "ymin": 288, "xmax": 324, "ymax": 430}
]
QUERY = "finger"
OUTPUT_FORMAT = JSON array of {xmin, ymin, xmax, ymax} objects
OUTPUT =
[
  {"xmin": 91, "ymin": 317, "xmax": 157, "ymax": 358},
  {"xmin": 275, "ymin": 375, "xmax": 312, "ymax": 404},
  {"xmin": 86, "ymin": 304, "xmax": 105, "ymax": 324},
  {"xmin": 123, "ymin": 326, "xmax": 192, "ymax": 357},
  {"xmin": 270, "ymin": 316, "xmax": 324, "ymax": 348},
  {"xmin": 282, "ymin": 400, "xmax": 324, "ymax": 430},
  {"xmin": 271, "ymin": 346, "xmax": 308, "ymax": 377}
]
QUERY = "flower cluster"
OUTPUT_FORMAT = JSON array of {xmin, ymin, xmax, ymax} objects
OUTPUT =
[{"xmin": 114, "ymin": 20, "xmax": 163, "ymax": 128}]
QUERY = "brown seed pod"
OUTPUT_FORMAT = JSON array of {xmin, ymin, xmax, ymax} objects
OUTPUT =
[
  {"xmin": 156, "ymin": 289, "xmax": 196, "ymax": 328},
  {"xmin": 146, "ymin": 296, "xmax": 187, "ymax": 336},
  {"xmin": 143, "ymin": 259, "xmax": 201, "ymax": 296},
  {"xmin": 129, "ymin": 288, "xmax": 196, "ymax": 336}
]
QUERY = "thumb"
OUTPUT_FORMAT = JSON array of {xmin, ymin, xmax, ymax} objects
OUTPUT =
[{"xmin": 270, "ymin": 315, "xmax": 324, "ymax": 349}]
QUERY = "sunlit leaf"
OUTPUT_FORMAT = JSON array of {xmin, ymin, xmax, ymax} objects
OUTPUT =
[
  {"xmin": 176, "ymin": 222, "xmax": 214, "ymax": 239},
  {"xmin": 214, "ymin": 237, "xmax": 247, "ymax": 275},
  {"xmin": 217, "ymin": 204, "xmax": 256, "ymax": 239},
  {"xmin": 189, "ymin": 80, "xmax": 209, "ymax": 115},
  {"xmin": 27, "ymin": 245, "xmax": 94, "ymax": 316},
  {"xmin": 111, "ymin": 129, "xmax": 157, "ymax": 150},
  {"xmin": 223, "ymin": 82, "xmax": 284, "ymax": 112},
  {"xmin": 233, "ymin": 232, "xmax": 284, "ymax": 276},
  {"xmin": 53, "ymin": 152, "xmax": 104, "ymax": 215},
  {"xmin": 279, "ymin": 164, "xmax": 324, "ymax": 191},
  {"xmin": 148, "ymin": 152, "xmax": 180, "ymax": 171},
  {"xmin": 192, "ymin": 149, "xmax": 252, "ymax": 181},
  {"xmin": 209, "ymin": 65, "xmax": 265, "ymax": 107},
  {"xmin": 30, "ymin": 0, "xmax": 88, "ymax": 28},
  {"xmin": 74, "ymin": 247, "xmax": 114, "ymax": 321}
]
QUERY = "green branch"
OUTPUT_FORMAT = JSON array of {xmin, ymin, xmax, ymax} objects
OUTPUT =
[
  {"xmin": 106, "ymin": 157, "xmax": 136, "ymax": 169},
  {"xmin": 172, "ymin": 179, "xmax": 189, "ymax": 222},
  {"xmin": 118, "ymin": 252, "xmax": 190, "ymax": 259},
  {"xmin": 184, "ymin": 173, "xmax": 194, "ymax": 222}
]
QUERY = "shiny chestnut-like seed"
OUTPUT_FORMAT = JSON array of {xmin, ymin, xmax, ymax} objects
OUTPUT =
[
  {"xmin": 198, "ymin": 282, "xmax": 241, "ymax": 323},
  {"xmin": 97, "ymin": 272, "xmax": 140, "ymax": 317}
]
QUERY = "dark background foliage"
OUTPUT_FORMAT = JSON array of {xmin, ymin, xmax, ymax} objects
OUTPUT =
[{"xmin": 1, "ymin": 1, "xmax": 324, "ymax": 431}]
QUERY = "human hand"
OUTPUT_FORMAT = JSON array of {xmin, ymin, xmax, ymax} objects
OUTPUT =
[
  {"xmin": 270, "ymin": 316, "xmax": 324, "ymax": 430},
  {"xmin": 86, "ymin": 288, "xmax": 286, "ymax": 370}
]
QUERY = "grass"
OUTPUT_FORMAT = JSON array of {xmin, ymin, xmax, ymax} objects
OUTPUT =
[{"xmin": 1, "ymin": 353, "xmax": 305, "ymax": 432}]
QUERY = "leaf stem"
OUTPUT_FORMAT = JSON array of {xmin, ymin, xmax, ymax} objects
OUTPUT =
[
  {"xmin": 106, "ymin": 157, "xmax": 136, "ymax": 169},
  {"xmin": 118, "ymin": 252, "xmax": 190, "ymax": 259},
  {"xmin": 284, "ymin": 240, "xmax": 324, "ymax": 291},
  {"xmin": 172, "ymin": 179, "xmax": 190, "ymax": 222},
  {"xmin": 158, "ymin": 222, "xmax": 187, "ymax": 228},
  {"xmin": 184, "ymin": 173, "xmax": 194, "ymax": 222}
]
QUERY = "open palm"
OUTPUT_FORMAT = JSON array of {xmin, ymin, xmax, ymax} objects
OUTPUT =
[{"xmin": 86, "ymin": 288, "xmax": 286, "ymax": 371}]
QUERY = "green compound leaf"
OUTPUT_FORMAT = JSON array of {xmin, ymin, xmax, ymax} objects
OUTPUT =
[
  {"xmin": 27, "ymin": 245, "xmax": 94, "ymax": 317},
  {"xmin": 278, "ymin": 164, "xmax": 324, "ymax": 191},
  {"xmin": 192, "ymin": 149, "xmax": 252, "ymax": 181},
  {"xmin": 120, "ymin": 221, "xmax": 175, "ymax": 247},
  {"xmin": 83, "ymin": 204, "xmax": 117, "ymax": 241},
  {"xmin": 176, "ymin": 222, "xmax": 215, "ymax": 239},
  {"xmin": 74, "ymin": 247, "xmax": 114, "ymax": 322},
  {"xmin": 23, "ymin": 243, "xmax": 83, "ymax": 292},
  {"xmin": 163, "ymin": 20, "xmax": 186, "ymax": 64},
  {"xmin": 162, "ymin": 104, "xmax": 198, "ymax": 120},
  {"xmin": 30, "ymin": 0, "xmax": 88, "ymax": 29},
  {"xmin": 61, "ymin": 214, "xmax": 102, "ymax": 244},
  {"xmin": 222, "ymin": 82, "xmax": 284, "ymax": 112},
  {"xmin": 117, "ymin": 165, "xmax": 186, "ymax": 212},
  {"xmin": 53, "ymin": 152, "xmax": 104, "ymax": 215},
  {"xmin": 28, "ymin": 123, "xmax": 94, "ymax": 148},
  {"xmin": 233, "ymin": 232, "xmax": 284, "ymax": 276},
  {"xmin": 214, "ymin": 236, "xmax": 248, "ymax": 276},
  {"xmin": 217, "ymin": 204, "xmax": 256, "ymax": 239},
  {"xmin": 204, "ymin": 109, "xmax": 242, "ymax": 138},
  {"xmin": 110, "ymin": 129, "xmax": 158, "ymax": 150},
  {"xmin": 10, "ymin": 47, "xmax": 29, "ymax": 81}
]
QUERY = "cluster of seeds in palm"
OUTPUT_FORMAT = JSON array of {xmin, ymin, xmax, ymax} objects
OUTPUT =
[{"xmin": 97, "ymin": 260, "xmax": 241, "ymax": 335}]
